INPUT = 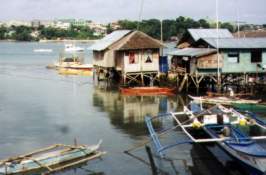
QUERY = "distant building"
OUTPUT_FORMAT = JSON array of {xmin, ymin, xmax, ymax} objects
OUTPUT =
[
  {"xmin": 90, "ymin": 30, "xmax": 164, "ymax": 85},
  {"xmin": 5, "ymin": 20, "xmax": 31, "ymax": 27},
  {"xmin": 31, "ymin": 20, "xmax": 41, "ymax": 28},
  {"xmin": 54, "ymin": 20, "xmax": 71, "ymax": 30},
  {"xmin": 40, "ymin": 20, "xmax": 55, "ymax": 28},
  {"xmin": 177, "ymin": 29, "xmax": 233, "ymax": 48},
  {"xmin": 110, "ymin": 21, "xmax": 121, "ymax": 30},
  {"xmin": 88, "ymin": 22, "xmax": 107, "ymax": 36}
]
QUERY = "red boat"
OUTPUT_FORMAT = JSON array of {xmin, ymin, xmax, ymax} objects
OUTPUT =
[{"xmin": 120, "ymin": 86, "xmax": 176, "ymax": 96}]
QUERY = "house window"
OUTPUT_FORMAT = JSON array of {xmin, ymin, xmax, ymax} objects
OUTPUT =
[
  {"xmin": 251, "ymin": 49, "xmax": 262, "ymax": 63},
  {"xmin": 128, "ymin": 51, "xmax": 138, "ymax": 64},
  {"xmin": 228, "ymin": 52, "xmax": 239, "ymax": 63},
  {"xmin": 145, "ymin": 50, "xmax": 153, "ymax": 63}
]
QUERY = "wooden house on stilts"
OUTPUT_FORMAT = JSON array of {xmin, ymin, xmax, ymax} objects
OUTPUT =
[
  {"xmin": 169, "ymin": 28, "xmax": 266, "ymax": 92},
  {"xmin": 90, "ymin": 30, "xmax": 164, "ymax": 85}
]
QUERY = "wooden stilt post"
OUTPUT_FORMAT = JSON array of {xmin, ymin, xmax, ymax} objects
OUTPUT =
[
  {"xmin": 123, "ymin": 73, "xmax": 126, "ymax": 85},
  {"xmin": 176, "ymin": 74, "xmax": 180, "ymax": 87},
  {"xmin": 186, "ymin": 74, "xmax": 189, "ymax": 92},
  {"xmin": 145, "ymin": 145, "xmax": 157, "ymax": 175},
  {"xmin": 141, "ymin": 72, "xmax": 144, "ymax": 86}
]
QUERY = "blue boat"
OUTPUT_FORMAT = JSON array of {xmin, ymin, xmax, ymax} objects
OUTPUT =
[{"xmin": 145, "ymin": 104, "xmax": 266, "ymax": 174}]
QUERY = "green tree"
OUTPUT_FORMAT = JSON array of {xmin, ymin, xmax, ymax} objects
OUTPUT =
[
  {"xmin": 220, "ymin": 22, "xmax": 235, "ymax": 32},
  {"xmin": 11, "ymin": 26, "xmax": 33, "ymax": 41},
  {"xmin": 0, "ymin": 26, "xmax": 7, "ymax": 39},
  {"xmin": 106, "ymin": 24, "xmax": 113, "ymax": 34},
  {"xmin": 162, "ymin": 19, "xmax": 176, "ymax": 41},
  {"xmin": 139, "ymin": 19, "xmax": 161, "ymax": 39},
  {"xmin": 198, "ymin": 19, "xmax": 210, "ymax": 28},
  {"xmin": 118, "ymin": 20, "xmax": 138, "ymax": 30}
]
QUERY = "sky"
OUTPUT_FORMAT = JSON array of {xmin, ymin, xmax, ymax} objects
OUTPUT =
[{"xmin": 0, "ymin": 0, "xmax": 265, "ymax": 24}]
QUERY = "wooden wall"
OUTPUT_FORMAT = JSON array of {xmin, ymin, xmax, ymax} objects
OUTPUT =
[{"xmin": 197, "ymin": 53, "xmax": 223, "ymax": 69}]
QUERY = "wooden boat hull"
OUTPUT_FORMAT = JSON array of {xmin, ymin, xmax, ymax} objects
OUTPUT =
[
  {"xmin": 58, "ymin": 68, "xmax": 93, "ymax": 76},
  {"xmin": 0, "ymin": 143, "xmax": 103, "ymax": 174},
  {"xmin": 204, "ymin": 126, "xmax": 266, "ymax": 174},
  {"xmin": 188, "ymin": 95, "xmax": 260, "ymax": 105},
  {"xmin": 232, "ymin": 103, "xmax": 266, "ymax": 112},
  {"xmin": 120, "ymin": 87, "xmax": 176, "ymax": 96}
]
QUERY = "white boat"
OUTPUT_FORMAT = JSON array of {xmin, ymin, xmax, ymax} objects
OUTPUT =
[
  {"xmin": 64, "ymin": 44, "xmax": 84, "ymax": 52},
  {"xmin": 33, "ymin": 49, "xmax": 53, "ymax": 53},
  {"xmin": 47, "ymin": 50, "xmax": 93, "ymax": 73}
]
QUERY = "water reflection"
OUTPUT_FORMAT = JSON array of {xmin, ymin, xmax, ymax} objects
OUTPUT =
[{"xmin": 92, "ymin": 83, "xmax": 188, "ymax": 137}]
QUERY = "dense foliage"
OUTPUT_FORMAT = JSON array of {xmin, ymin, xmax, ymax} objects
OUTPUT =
[
  {"xmin": 0, "ymin": 16, "xmax": 263, "ymax": 41},
  {"xmin": 118, "ymin": 17, "xmax": 237, "ymax": 41},
  {"xmin": 0, "ymin": 25, "xmax": 100, "ymax": 41}
]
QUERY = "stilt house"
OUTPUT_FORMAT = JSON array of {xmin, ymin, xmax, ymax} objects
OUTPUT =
[
  {"xmin": 169, "ymin": 28, "xmax": 266, "ymax": 91},
  {"xmin": 90, "ymin": 30, "xmax": 164, "ymax": 85}
]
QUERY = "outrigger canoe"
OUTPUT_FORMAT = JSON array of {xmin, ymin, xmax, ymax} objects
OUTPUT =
[
  {"xmin": 188, "ymin": 95, "xmax": 261, "ymax": 105},
  {"xmin": 188, "ymin": 95, "xmax": 266, "ymax": 112},
  {"xmin": 0, "ymin": 141, "xmax": 105, "ymax": 175},
  {"xmin": 120, "ymin": 87, "xmax": 176, "ymax": 96},
  {"xmin": 145, "ymin": 104, "xmax": 266, "ymax": 174}
]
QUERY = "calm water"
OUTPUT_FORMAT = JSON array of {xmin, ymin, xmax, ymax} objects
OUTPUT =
[{"xmin": 0, "ymin": 42, "xmax": 265, "ymax": 175}]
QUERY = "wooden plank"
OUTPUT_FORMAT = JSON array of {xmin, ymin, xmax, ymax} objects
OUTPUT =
[{"xmin": 32, "ymin": 158, "xmax": 53, "ymax": 171}]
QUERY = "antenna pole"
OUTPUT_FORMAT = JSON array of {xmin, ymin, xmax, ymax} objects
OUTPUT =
[
  {"xmin": 216, "ymin": 0, "xmax": 221, "ymax": 92},
  {"xmin": 236, "ymin": 0, "xmax": 240, "ymax": 38},
  {"xmin": 160, "ymin": 20, "xmax": 163, "ymax": 42},
  {"xmin": 137, "ymin": 0, "xmax": 144, "ymax": 31}
]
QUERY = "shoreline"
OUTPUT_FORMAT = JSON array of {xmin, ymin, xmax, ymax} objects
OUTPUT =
[
  {"xmin": 39, "ymin": 39, "xmax": 99, "ymax": 43},
  {"xmin": 0, "ymin": 39, "xmax": 99, "ymax": 43}
]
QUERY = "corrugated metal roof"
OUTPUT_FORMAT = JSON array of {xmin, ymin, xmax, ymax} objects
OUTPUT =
[
  {"xmin": 168, "ymin": 48, "xmax": 217, "ymax": 57},
  {"xmin": 201, "ymin": 38, "xmax": 266, "ymax": 49},
  {"xmin": 188, "ymin": 29, "xmax": 233, "ymax": 41},
  {"xmin": 89, "ymin": 30, "xmax": 132, "ymax": 51}
]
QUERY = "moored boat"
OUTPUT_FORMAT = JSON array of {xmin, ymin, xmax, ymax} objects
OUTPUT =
[
  {"xmin": 232, "ymin": 103, "xmax": 266, "ymax": 112},
  {"xmin": 120, "ymin": 86, "xmax": 176, "ymax": 96},
  {"xmin": 33, "ymin": 49, "xmax": 53, "ymax": 53},
  {"xmin": 188, "ymin": 95, "xmax": 260, "ymax": 105},
  {"xmin": 145, "ymin": 103, "xmax": 266, "ymax": 174},
  {"xmin": 58, "ymin": 68, "xmax": 93, "ymax": 76},
  {"xmin": 64, "ymin": 44, "xmax": 84, "ymax": 52},
  {"xmin": 0, "ymin": 141, "xmax": 105, "ymax": 174},
  {"xmin": 48, "ymin": 49, "xmax": 93, "ymax": 72}
]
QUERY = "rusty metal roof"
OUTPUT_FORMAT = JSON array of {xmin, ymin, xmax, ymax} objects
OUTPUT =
[
  {"xmin": 168, "ymin": 48, "xmax": 217, "ymax": 57},
  {"xmin": 188, "ymin": 29, "xmax": 233, "ymax": 41},
  {"xmin": 201, "ymin": 38, "xmax": 266, "ymax": 49},
  {"xmin": 89, "ymin": 30, "xmax": 132, "ymax": 51}
]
